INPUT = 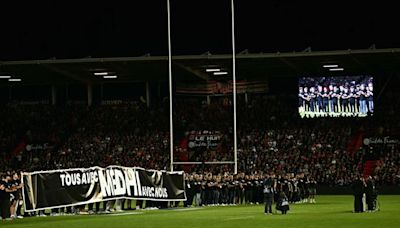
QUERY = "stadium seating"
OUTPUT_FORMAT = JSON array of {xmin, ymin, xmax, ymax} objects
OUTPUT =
[{"xmin": 0, "ymin": 93, "xmax": 399, "ymax": 186}]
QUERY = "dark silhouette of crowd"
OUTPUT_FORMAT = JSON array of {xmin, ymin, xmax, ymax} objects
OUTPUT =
[{"xmin": 1, "ymin": 91, "xmax": 399, "ymax": 188}]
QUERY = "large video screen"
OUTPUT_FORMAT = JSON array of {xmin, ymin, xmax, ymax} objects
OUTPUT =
[{"xmin": 299, "ymin": 76, "xmax": 373, "ymax": 118}]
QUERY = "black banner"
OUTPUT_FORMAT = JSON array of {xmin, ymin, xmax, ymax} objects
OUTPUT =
[{"xmin": 22, "ymin": 166, "xmax": 186, "ymax": 211}]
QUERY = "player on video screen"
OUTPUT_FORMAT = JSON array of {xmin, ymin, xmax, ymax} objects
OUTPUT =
[
  {"xmin": 299, "ymin": 87, "xmax": 305, "ymax": 112},
  {"xmin": 309, "ymin": 87, "xmax": 316, "ymax": 113},
  {"xmin": 355, "ymin": 85, "xmax": 361, "ymax": 113},
  {"xmin": 328, "ymin": 84, "xmax": 334, "ymax": 112},
  {"xmin": 303, "ymin": 87, "xmax": 310, "ymax": 112},
  {"xmin": 331, "ymin": 85, "xmax": 339, "ymax": 113},
  {"xmin": 339, "ymin": 85, "xmax": 345, "ymax": 113},
  {"xmin": 322, "ymin": 87, "xmax": 329, "ymax": 113},
  {"xmin": 341, "ymin": 87, "xmax": 349, "ymax": 114},
  {"xmin": 359, "ymin": 84, "xmax": 367, "ymax": 115},
  {"xmin": 317, "ymin": 85, "xmax": 323, "ymax": 113},
  {"xmin": 366, "ymin": 82, "xmax": 373, "ymax": 113},
  {"xmin": 349, "ymin": 86, "xmax": 357, "ymax": 114}
]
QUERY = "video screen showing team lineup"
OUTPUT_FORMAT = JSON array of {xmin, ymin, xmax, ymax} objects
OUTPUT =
[{"xmin": 299, "ymin": 76, "xmax": 373, "ymax": 118}]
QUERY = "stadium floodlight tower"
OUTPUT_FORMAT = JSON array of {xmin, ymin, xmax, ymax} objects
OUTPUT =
[{"xmin": 167, "ymin": 0, "xmax": 238, "ymax": 174}]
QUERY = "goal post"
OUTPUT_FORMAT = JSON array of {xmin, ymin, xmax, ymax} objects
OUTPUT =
[{"xmin": 167, "ymin": 0, "xmax": 238, "ymax": 174}]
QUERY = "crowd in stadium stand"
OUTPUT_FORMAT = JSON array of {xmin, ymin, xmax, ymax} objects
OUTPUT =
[{"xmin": 1, "ymin": 94, "xmax": 399, "ymax": 186}]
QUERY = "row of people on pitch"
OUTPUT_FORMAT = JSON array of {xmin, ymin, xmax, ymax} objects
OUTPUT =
[
  {"xmin": 184, "ymin": 172, "xmax": 317, "ymax": 207},
  {"xmin": 0, "ymin": 172, "xmax": 23, "ymax": 220},
  {"xmin": 299, "ymin": 84, "xmax": 373, "ymax": 114}
]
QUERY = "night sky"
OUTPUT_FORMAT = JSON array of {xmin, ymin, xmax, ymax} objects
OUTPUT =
[{"xmin": 0, "ymin": 1, "xmax": 398, "ymax": 60}]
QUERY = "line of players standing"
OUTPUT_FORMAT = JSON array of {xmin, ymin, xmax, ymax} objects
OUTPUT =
[
  {"xmin": 184, "ymin": 172, "xmax": 317, "ymax": 209},
  {"xmin": 1, "ymin": 172, "xmax": 318, "ymax": 218},
  {"xmin": 299, "ymin": 83, "xmax": 373, "ymax": 115}
]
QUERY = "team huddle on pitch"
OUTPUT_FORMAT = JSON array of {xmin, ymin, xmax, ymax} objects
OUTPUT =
[{"xmin": 184, "ymin": 172, "xmax": 317, "ymax": 215}]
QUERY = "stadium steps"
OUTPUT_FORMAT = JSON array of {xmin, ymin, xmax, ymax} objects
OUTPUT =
[{"xmin": 363, "ymin": 160, "xmax": 377, "ymax": 177}]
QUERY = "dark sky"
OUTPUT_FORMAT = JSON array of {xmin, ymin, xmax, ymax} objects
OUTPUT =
[{"xmin": 0, "ymin": 1, "xmax": 398, "ymax": 60}]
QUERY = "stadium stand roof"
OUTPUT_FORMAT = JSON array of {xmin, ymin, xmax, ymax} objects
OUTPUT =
[{"xmin": 1, "ymin": 48, "xmax": 400, "ymax": 85}]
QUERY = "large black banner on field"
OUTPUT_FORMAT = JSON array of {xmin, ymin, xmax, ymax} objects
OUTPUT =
[{"xmin": 22, "ymin": 166, "xmax": 186, "ymax": 211}]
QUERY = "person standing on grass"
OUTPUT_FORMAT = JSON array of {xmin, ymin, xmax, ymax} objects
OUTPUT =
[
  {"xmin": 0, "ymin": 174, "xmax": 15, "ymax": 220},
  {"xmin": 9, "ymin": 172, "xmax": 23, "ymax": 219},
  {"xmin": 352, "ymin": 175, "xmax": 366, "ymax": 213},
  {"xmin": 0, "ymin": 174, "xmax": 5, "ymax": 220},
  {"xmin": 184, "ymin": 174, "xmax": 194, "ymax": 207},
  {"xmin": 365, "ymin": 176, "xmax": 376, "ymax": 212},
  {"xmin": 193, "ymin": 174, "xmax": 202, "ymax": 207},
  {"xmin": 308, "ymin": 178, "xmax": 317, "ymax": 204},
  {"xmin": 227, "ymin": 175, "xmax": 235, "ymax": 205},
  {"xmin": 263, "ymin": 174, "xmax": 274, "ymax": 215}
]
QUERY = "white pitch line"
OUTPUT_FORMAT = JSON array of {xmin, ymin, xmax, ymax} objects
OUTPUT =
[
  {"xmin": 224, "ymin": 215, "xmax": 255, "ymax": 221},
  {"xmin": 168, "ymin": 207, "xmax": 204, "ymax": 212},
  {"xmin": 106, "ymin": 212, "xmax": 144, "ymax": 216}
]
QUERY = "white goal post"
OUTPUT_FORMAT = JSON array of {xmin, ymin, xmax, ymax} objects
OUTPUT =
[{"xmin": 167, "ymin": 0, "xmax": 238, "ymax": 174}]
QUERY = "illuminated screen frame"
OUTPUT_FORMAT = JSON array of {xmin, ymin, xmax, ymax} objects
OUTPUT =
[{"xmin": 298, "ymin": 75, "xmax": 373, "ymax": 118}]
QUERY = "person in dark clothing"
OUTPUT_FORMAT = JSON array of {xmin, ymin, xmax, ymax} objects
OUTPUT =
[
  {"xmin": 193, "ymin": 175, "xmax": 202, "ymax": 206},
  {"xmin": 213, "ymin": 176, "xmax": 221, "ymax": 205},
  {"xmin": 349, "ymin": 86, "xmax": 357, "ymax": 114},
  {"xmin": 303, "ymin": 87, "xmax": 310, "ymax": 112},
  {"xmin": 220, "ymin": 176, "xmax": 229, "ymax": 205},
  {"xmin": 358, "ymin": 84, "xmax": 367, "ymax": 114},
  {"xmin": 366, "ymin": 85, "xmax": 374, "ymax": 114},
  {"xmin": 244, "ymin": 175, "xmax": 253, "ymax": 204},
  {"xmin": 0, "ymin": 175, "xmax": 16, "ymax": 220},
  {"xmin": 276, "ymin": 192, "xmax": 289, "ymax": 215},
  {"xmin": 341, "ymin": 88, "xmax": 350, "ymax": 114},
  {"xmin": 88, "ymin": 202, "xmax": 102, "ymax": 214},
  {"xmin": 263, "ymin": 175, "xmax": 274, "ymax": 215},
  {"xmin": 0, "ymin": 175, "xmax": 5, "ymax": 219},
  {"xmin": 333, "ymin": 86, "xmax": 340, "ymax": 113},
  {"xmin": 238, "ymin": 177, "xmax": 246, "ymax": 205},
  {"xmin": 316, "ymin": 85, "xmax": 324, "ymax": 112},
  {"xmin": 322, "ymin": 87, "xmax": 329, "ymax": 112},
  {"xmin": 309, "ymin": 87, "xmax": 316, "ymax": 112},
  {"xmin": 227, "ymin": 176, "xmax": 235, "ymax": 205},
  {"xmin": 308, "ymin": 178, "xmax": 317, "ymax": 204},
  {"xmin": 200, "ymin": 177, "xmax": 207, "ymax": 206},
  {"xmin": 351, "ymin": 176, "xmax": 366, "ymax": 213},
  {"xmin": 184, "ymin": 175, "xmax": 195, "ymax": 207},
  {"xmin": 299, "ymin": 87, "xmax": 305, "ymax": 112},
  {"xmin": 257, "ymin": 176, "xmax": 264, "ymax": 205},
  {"xmin": 365, "ymin": 176, "xmax": 376, "ymax": 212},
  {"xmin": 291, "ymin": 178, "xmax": 299, "ymax": 203}
]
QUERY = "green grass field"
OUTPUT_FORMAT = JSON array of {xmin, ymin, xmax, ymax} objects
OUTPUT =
[{"xmin": 3, "ymin": 195, "xmax": 400, "ymax": 228}]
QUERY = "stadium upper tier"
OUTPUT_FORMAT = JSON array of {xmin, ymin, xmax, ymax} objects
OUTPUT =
[{"xmin": 1, "ymin": 48, "xmax": 400, "ymax": 85}]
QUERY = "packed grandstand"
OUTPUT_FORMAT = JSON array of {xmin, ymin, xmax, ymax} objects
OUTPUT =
[{"xmin": 1, "ymin": 91, "xmax": 399, "ymax": 187}]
